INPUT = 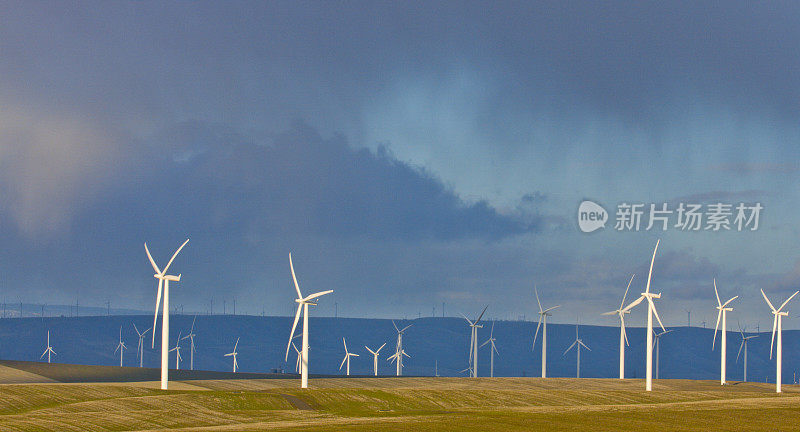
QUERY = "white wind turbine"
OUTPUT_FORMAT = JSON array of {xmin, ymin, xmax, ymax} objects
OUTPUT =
[
  {"xmin": 633, "ymin": 239, "xmax": 666, "ymax": 391},
  {"xmin": 284, "ymin": 253, "xmax": 333, "ymax": 389},
  {"xmin": 40, "ymin": 330, "xmax": 55, "ymax": 364},
  {"xmin": 761, "ymin": 288, "xmax": 799, "ymax": 393},
  {"xmin": 712, "ymin": 279, "xmax": 738, "ymax": 385},
  {"xmin": 133, "ymin": 324, "xmax": 151, "ymax": 368},
  {"xmin": 225, "ymin": 337, "xmax": 239, "ymax": 373},
  {"xmin": 339, "ymin": 338, "xmax": 359, "ymax": 376},
  {"xmin": 114, "ymin": 326, "xmax": 127, "ymax": 367},
  {"xmin": 387, "ymin": 321, "xmax": 412, "ymax": 376},
  {"xmin": 736, "ymin": 327, "xmax": 758, "ymax": 382},
  {"xmin": 168, "ymin": 332, "xmax": 183, "ymax": 370},
  {"xmin": 479, "ymin": 321, "xmax": 499, "ymax": 377},
  {"xmin": 365, "ymin": 343, "xmax": 386, "ymax": 376},
  {"xmin": 532, "ymin": 286, "xmax": 560, "ymax": 378},
  {"xmin": 563, "ymin": 325, "xmax": 591, "ymax": 378},
  {"xmin": 181, "ymin": 316, "xmax": 197, "ymax": 370},
  {"xmin": 291, "ymin": 342, "xmax": 301, "ymax": 374},
  {"xmin": 461, "ymin": 306, "xmax": 487, "ymax": 378},
  {"xmin": 145, "ymin": 238, "xmax": 189, "ymax": 390},
  {"xmin": 601, "ymin": 274, "xmax": 641, "ymax": 379},
  {"xmin": 653, "ymin": 329, "xmax": 672, "ymax": 379}
]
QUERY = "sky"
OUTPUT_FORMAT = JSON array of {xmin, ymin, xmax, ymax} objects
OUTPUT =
[{"xmin": 2, "ymin": 1, "xmax": 800, "ymax": 329}]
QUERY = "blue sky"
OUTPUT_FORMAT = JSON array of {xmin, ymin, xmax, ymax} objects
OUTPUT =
[{"xmin": 1, "ymin": 1, "xmax": 800, "ymax": 328}]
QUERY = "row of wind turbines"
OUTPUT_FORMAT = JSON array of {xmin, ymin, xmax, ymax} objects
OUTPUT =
[{"xmin": 139, "ymin": 239, "xmax": 797, "ymax": 393}]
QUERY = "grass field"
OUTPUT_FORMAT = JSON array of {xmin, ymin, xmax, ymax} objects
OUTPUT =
[{"xmin": 1, "ymin": 362, "xmax": 799, "ymax": 431}]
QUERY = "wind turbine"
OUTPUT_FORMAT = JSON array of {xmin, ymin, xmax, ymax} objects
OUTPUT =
[
  {"xmin": 339, "ymin": 338, "xmax": 359, "ymax": 376},
  {"xmin": 225, "ymin": 337, "xmax": 239, "ymax": 373},
  {"xmin": 145, "ymin": 238, "xmax": 189, "ymax": 390},
  {"xmin": 712, "ymin": 279, "xmax": 738, "ymax": 385},
  {"xmin": 133, "ymin": 324, "xmax": 151, "ymax": 368},
  {"xmin": 181, "ymin": 316, "xmax": 197, "ymax": 370},
  {"xmin": 291, "ymin": 342, "xmax": 301, "ymax": 374},
  {"xmin": 114, "ymin": 326, "xmax": 127, "ymax": 367},
  {"xmin": 168, "ymin": 331, "xmax": 183, "ymax": 370},
  {"xmin": 761, "ymin": 288, "xmax": 799, "ymax": 393},
  {"xmin": 479, "ymin": 321, "xmax": 499, "ymax": 377},
  {"xmin": 40, "ymin": 331, "xmax": 55, "ymax": 364},
  {"xmin": 387, "ymin": 321, "xmax": 412, "ymax": 376},
  {"xmin": 532, "ymin": 286, "xmax": 560, "ymax": 378},
  {"xmin": 284, "ymin": 253, "xmax": 333, "ymax": 389},
  {"xmin": 365, "ymin": 343, "xmax": 386, "ymax": 376},
  {"xmin": 461, "ymin": 305, "xmax": 488, "ymax": 377},
  {"xmin": 653, "ymin": 329, "xmax": 672, "ymax": 379},
  {"xmin": 563, "ymin": 325, "xmax": 591, "ymax": 378},
  {"xmin": 602, "ymin": 274, "xmax": 641, "ymax": 379},
  {"xmin": 737, "ymin": 327, "xmax": 758, "ymax": 382},
  {"xmin": 634, "ymin": 239, "xmax": 666, "ymax": 391}
]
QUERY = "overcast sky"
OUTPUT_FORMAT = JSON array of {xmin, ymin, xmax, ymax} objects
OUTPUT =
[{"xmin": 2, "ymin": 1, "xmax": 800, "ymax": 329}]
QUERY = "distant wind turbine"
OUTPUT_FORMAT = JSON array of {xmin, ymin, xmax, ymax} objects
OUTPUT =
[
  {"xmin": 168, "ymin": 331, "xmax": 183, "ymax": 369},
  {"xmin": 712, "ymin": 279, "xmax": 738, "ymax": 385},
  {"xmin": 284, "ymin": 253, "xmax": 333, "ymax": 388},
  {"xmin": 291, "ymin": 342, "xmax": 301, "ymax": 374},
  {"xmin": 633, "ymin": 239, "xmax": 666, "ymax": 391},
  {"xmin": 114, "ymin": 326, "xmax": 127, "ymax": 367},
  {"xmin": 365, "ymin": 343, "xmax": 386, "ymax": 376},
  {"xmin": 133, "ymin": 323, "xmax": 151, "ymax": 368},
  {"xmin": 225, "ymin": 337, "xmax": 239, "ymax": 373},
  {"xmin": 737, "ymin": 326, "xmax": 758, "ymax": 382},
  {"xmin": 339, "ymin": 338, "xmax": 359, "ymax": 375},
  {"xmin": 563, "ymin": 325, "xmax": 591, "ymax": 378},
  {"xmin": 653, "ymin": 329, "xmax": 672, "ymax": 380},
  {"xmin": 145, "ymin": 238, "xmax": 189, "ymax": 390},
  {"xmin": 387, "ymin": 321, "xmax": 412, "ymax": 376},
  {"xmin": 602, "ymin": 274, "xmax": 641, "ymax": 379},
  {"xmin": 761, "ymin": 288, "xmax": 799, "ymax": 393},
  {"xmin": 181, "ymin": 316, "xmax": 198, "ymax": 370},
  {"xmin": 461, "ymin": 305, "xmax": 488, "ymax": 377},
  {"xmin": 479, "ymin": 321, "xmax": 499, "ymax": 377},
  {"xmin": 532, "ymin": 286, "xmax": 560, "ymax": 378},
  {"xmin": 40, "ymin": 330, "xmax": 56, "ymax": 364}
]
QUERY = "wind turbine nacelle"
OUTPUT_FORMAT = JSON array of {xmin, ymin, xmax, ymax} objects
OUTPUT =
[{"xmin": 165, "ymin": 274, "xmax": 181, "ymax": 282}]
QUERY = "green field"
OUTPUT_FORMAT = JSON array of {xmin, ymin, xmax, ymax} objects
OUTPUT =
[{"xmin": 1, "ymin": 363, "xmax": 799, "ymax": 431}]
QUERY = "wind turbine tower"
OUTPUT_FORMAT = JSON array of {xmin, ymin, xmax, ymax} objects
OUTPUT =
[
  {"xmin": 461, "ymin": 306, "xmax": 487, "ymax": 377},
  {"xmin": 563, "ymin": 325, "xmax": 591, "ymax": 378},
  {"xmin": 339, "ymin": 338, "xmax": 359, "ymax": 375},
  {"xmin": 737, "ymin": 327, "xmax": 758, "ymax": 382},
  {"xmin": 479, "ymin": 321, "xmax": 499, "ymax": 377},
  {"xmin": 365, "ymin": 343, "xmax": 386, "ymax": 376}
]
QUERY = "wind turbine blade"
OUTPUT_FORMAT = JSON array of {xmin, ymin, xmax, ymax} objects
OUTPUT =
[
  {"xmin": 621, "ymin": 274, "xmax": 635, "ymax": 309},
  {"xmin": 233, "ymin": 337, "xmax": 239, "ymax": 352},
  {"xmin": 190, "ymin": 315, "xmax": 197, "ymax": 333},
  {"xmin": 712, "ymin": 309, "xmax": 722, "ymax": 349},
  {"xmin": 133, "ymin": 323, "xmax": 141, "ymax": 337},
  {"xmin": 601, "ymin": 310, "xmax": 618, "ymax": 316},
  {"xmin": 533, "ymin": 317, "xmax": 542, "ymax": 351},
  {"xmin": 720, "ymin": 296, "xmax": 739, "ymax": 309},
  {"xmin": 152, "ymin": 278, "xmax": 162, "ymax": 348},
  {"xmin": 144, "ymin": 243, "xmax": 161, "ymax": 274},
  {"xmin": 761, "ymin": 289, "xmax": 776, "ymax": 311},
  {"xmin": 352, "ymin": 353, "xmax": 360, "ymax": 357},
  {"xmin": 475, "ymin": 305, "xmax": 489, "ymax": 324},
  {"xmin": 365, "ymin": 346, "xmax": 376, "ymax": 355},
  {"xmin": 162, "ymin": 239, "xmax": 189, "ymax": 275},
  {"xmin": 285, "ymin": 304, "xmax": 302, "ymax": 361},
  {"xmin": 403, "ymin": 351, "xmax": 410, "ymax": 358},
  {"xmin": 479, "ymin": 339, "xmax": 490, "ymax": 348},
  {"xmin": 288, "ymin": 253, "xmax": 303, "ymax": 299},
  {"xmin": 392, "ymin": 320, "xmax": 399, "ymax": 332},
  {"xmin": 490, "ymin": 321, "xmax": 495, "ymax": 337},
  {"xmin": 460, "ymin": 313, "xmax": 473, "ymax": 325},
  {"xmin": 304, "ymin": 290, "xmax": 334, "ymax": 301},
  {"xmin": 649, "ymin": 298, "xmax": 666, "ymax": 332},
  {"xmin": 778, "ymin": 290, "xmax": 800, "ymax": 312},
  {"xmin": 343, "ymin": 337, "xmax": 348, "ymax": 353},
  {"xmin": 40, "ymin": 350, "xmax": 47, "ymax": 359},
  {"xmin": 535, "ymin": 285, "xmax": 543, "ymax": 313},
  {"xmin": 564, "ymin": 340, "xmax": 577, "ymax": 356},
  {"xmin": 400, "ymin": 325, "xmax": 413, "ymax": 333},
  {"xmin": 713, "ymin": 278, "xmax": 721, "ymax": 307},
  {"xmin": 736, "ymin": 339, "xmax": 744, "ymax": 363},
  {"xmin": 378, "ymin": 342, "xmax": 386, "ymax": 352},
  {"xmin": 770, "ymin": 315, "xmax": 777, "ymax": 358},
  {"xmin": 579, "ymin": 340, "xmax": 591, "ymax": 351},
  {"xmin": 644, "ymin": 239, "xmax": 660, "ymax": 294},
  {"xmin": 621, "ymin": 315, "xmax": 629, "ymax": 346},
  {"xmin": 340, "ymin": 355, "xmax": 348, "ymax": 370},
  {"xmin": 622, "ymin": 296, "xmax": 645, "ymax": 312},
  {"xmin": 543, "ymin": 305, "xmax": 561, "ymax": 313}
]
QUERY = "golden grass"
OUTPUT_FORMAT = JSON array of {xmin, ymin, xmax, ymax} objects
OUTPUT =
[{"xmin": 0, "ymin": 376, "xmax": 799, "ymax": 431}]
